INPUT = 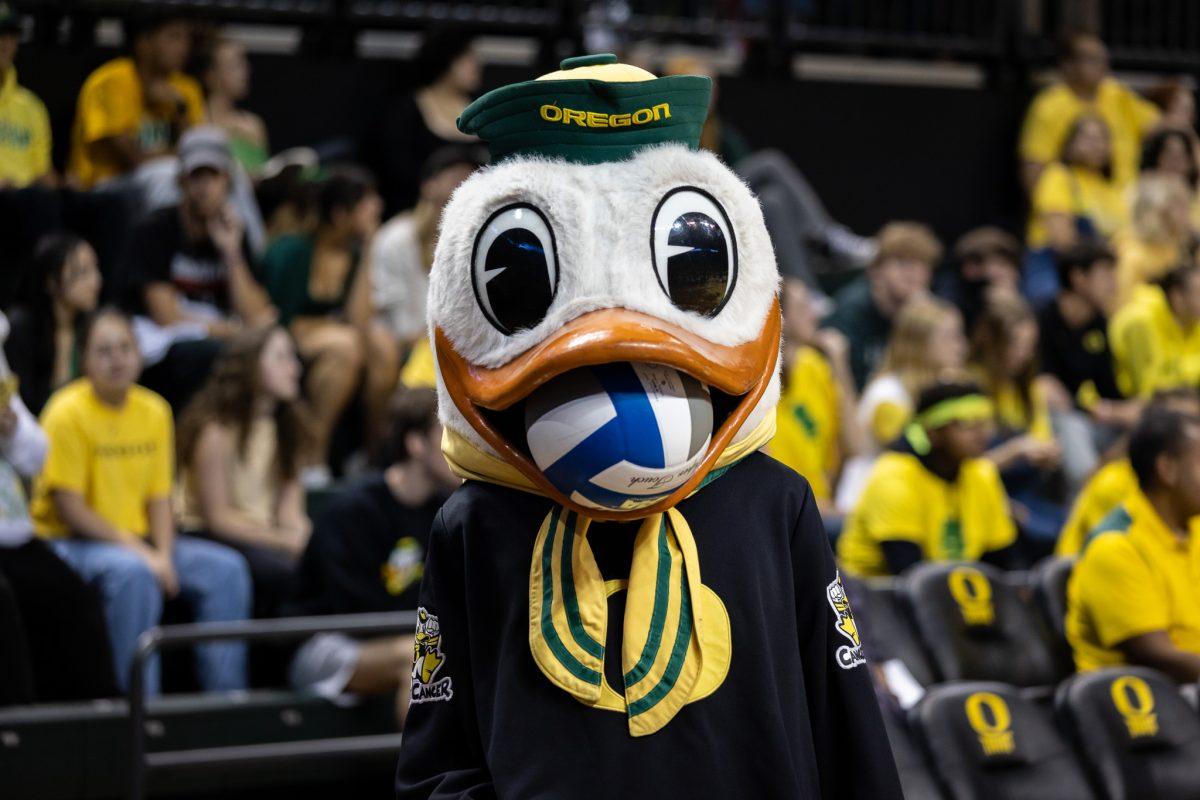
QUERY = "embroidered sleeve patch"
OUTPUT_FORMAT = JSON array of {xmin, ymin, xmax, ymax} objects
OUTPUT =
[
  {"xmin": 411, "ymin": 607, "xmax": 454, "ymax": 704},
  {"xmin": 826, "ymin": 573, "xmax": 866, "ymax": 669}
]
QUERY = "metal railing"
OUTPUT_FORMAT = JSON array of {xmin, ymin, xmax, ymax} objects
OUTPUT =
[{"xmin": 128, "ymin": 610, "xmax": 416, "ymax": 800}]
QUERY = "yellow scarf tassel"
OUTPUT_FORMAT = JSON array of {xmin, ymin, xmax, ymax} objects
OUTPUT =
[{"xmin": 528, "ymin": 506, "xmax": 731, "ymax": 737}]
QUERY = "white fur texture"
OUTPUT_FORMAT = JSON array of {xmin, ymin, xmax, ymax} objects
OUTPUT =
[{"xmin": 428, "ymin": 144, "xmax": 782, "ymax": 456}]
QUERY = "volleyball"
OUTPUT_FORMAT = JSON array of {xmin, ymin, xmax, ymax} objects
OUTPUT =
[{"xmin": 524, "ymin": 362, "xmax": 714, "ymax": 511}]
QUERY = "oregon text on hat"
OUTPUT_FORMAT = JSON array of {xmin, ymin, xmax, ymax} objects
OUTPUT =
[{"xmin": 457, "ymin": 54, "xmax": 711, "ymax": 164}]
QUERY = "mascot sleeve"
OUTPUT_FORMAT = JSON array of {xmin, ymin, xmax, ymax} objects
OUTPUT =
[
  {"xmin": 395, "ymin": 510, "xmax": 496, "ymax": 800},
  {"xmin": 793, "ymin": 486, "xmax": 904, "ymax": 799}
]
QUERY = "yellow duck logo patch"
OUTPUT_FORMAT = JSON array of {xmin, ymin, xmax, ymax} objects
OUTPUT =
[
  {"xmin": 411, "ymin": 607, "xmax": 453, "ymax": 704},
  {"xmin": 826, "ymin": 573, "xmax": 865, "ymax": 669}
]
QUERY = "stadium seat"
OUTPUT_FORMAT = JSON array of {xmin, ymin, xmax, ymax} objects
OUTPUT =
[
  {"xmin": 910, "ymin": 681, "xmax": 1095, "ymax": 800},
  {"xmin": 1029, "ymin": 556, "xmax": 1074, "ymax": 663},
  {"xmin": 881, "ymin": 705, "xmax": 945, "ymax": 800},
  {"xmin": 1056, "ymin": 667, "xmax": 1200, "ymax": 800},
  {"xmin": 903, "ymin": 561, "xmax": 1065, "ymax": 686},
  {"xmin": 845, "ymin": 576, "xmax": 937, "ymax": 686}
]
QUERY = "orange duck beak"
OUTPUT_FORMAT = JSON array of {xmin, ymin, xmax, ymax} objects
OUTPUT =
[{"xmin": 435, "ymin": 297, "xmax": 780, "ymax": 522}]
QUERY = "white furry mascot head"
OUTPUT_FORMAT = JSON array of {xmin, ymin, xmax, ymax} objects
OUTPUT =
[{"xmin": 429, "ymin": 54, "xmax": 781, "ymax": 523}]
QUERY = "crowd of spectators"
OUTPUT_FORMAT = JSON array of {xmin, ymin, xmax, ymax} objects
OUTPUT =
[{"xmin": 1, "ymin": 5, "xmax": 1200, "ymax": 727}]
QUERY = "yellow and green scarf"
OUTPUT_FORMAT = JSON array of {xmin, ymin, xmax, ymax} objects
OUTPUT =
[{"xmin": 442, "ymin": 412, "xmax": 774, "ymax": 736}]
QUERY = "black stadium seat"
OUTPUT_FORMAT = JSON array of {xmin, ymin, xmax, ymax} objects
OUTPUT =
[
  {"xmin": 881, "ymin": 706, "xmax": 945, "ymax": 800},
  {"xmin": 903, "ymin": 561, "xmax": 1065, "ymax": 686},
  {"xmin": 1030, "ymin": 556, "xmax": 1074, "ymax": 663},
  {"xmin": 911, "ymin": 682, "xmax": 1095, "ymax": 800},
  {"xmin": 844, "ymin": 576, "xmax": 937, "ymax": 686},
  {"xmin": 1056, "ymin": 667, "xmax": 1200, "ymax": 800}
]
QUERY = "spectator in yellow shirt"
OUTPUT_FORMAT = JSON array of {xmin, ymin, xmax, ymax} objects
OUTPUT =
[
  {"xmin": 0, "ymin": 4, "xmax": 51, "ymax": 187},
  {"xmin": 1027, "ymin": 114, "xmax": 1128, "ymax": 252},
  {"xmin": 769, "ymin": 277, "xmax": 864, "ymax": 519},
  {"xmin": 838, "ymin": 381, "xmax": 1019, "ymax": 577},
  {"xmin": 1114, "ymin": 174, "xmax": 1194, "ymax": 307},
  {"xmin": 1019, "ymin": 33, "xmax": 1159, "ymax": 192},
  {"xmin": 68, "ymin": 15, "xmax": 204, "ymax": 189},
  {"xmin": 1065, "ymin": 407, "xmax": 1200, "ymax": 681},
  {"xmin": 32, "ymin": 308, "xmax": 250, "ymax": 694},
  {"xmin": 1056, "ymin": 388, "xmax": 1199, "ymax": 557},
  {"xmin": 1110, "ymin": 264, "xmax": 1200, "ymax": 398}
]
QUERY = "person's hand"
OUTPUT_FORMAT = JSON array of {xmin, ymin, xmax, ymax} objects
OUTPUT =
[
  {"xmin": 814, "ymin": 328, "xmax": 850, "ymax": 364},
  {"xmin": 1036, "ymin": 375, "xmax": 1072, "ymax": 413},
  {"xmin": 0, "ymin": 406, "xmax": 17, "ymax": 440},
  {"xmin": 208, "ymin": 203, "xmax": 245, "ymax": 262},
  {"xmin": 142, "ymin": 549, "xmax": 180, "ymax": 598},
  {"xmin": 1018, "ymin": 435, "xmax": 1061, "ymax": 469},
  {"xmin": 278, "ymin": 526, "xmax": 310, "ymax": 558},
  {"xmin": 1091, "ymin": 399, "xmax": 1142, "ymax": 428},
  {"xmin": 144, "ymin": 79, "xmax": 185, "ymax": 113}
]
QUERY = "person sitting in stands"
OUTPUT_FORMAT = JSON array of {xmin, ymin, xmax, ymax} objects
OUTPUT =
[
  {"xmin": 68, "ymin": 14, "xmax": 204, "ymax": 189},
  {"xmin": 934, "ymin": 226, "xmax": 1023, "ymax": 326},
  {"xmin": 824, "ymin": 221, "xmax": 941, "ymax": 390},
  {"xmin": 260, "ymin": 167, "xmax": 398, "ymax": 479},
  {"xmin": 5, "ymin": 233, "xmax": 102, "ymax": 414},
  {"xmin": 123, "ymin": 126, "xmax": 275, "ymax": 412},
  {"xmin": 197, "ymin": 35, "xmax": 269, "ymax": 176},
  {"xmin": 176, "ymin": 326, "xmax": 310, "ymax": 619},
  {"xmin": 768, "ymin": 277, "xmax": 864, "ymax": 524},
  {"xmin": 1039, "ymin": 241, "xmax": 1140, "ymax": 489},
  {"xmin": 0, "ymin": 3, "xmax": 52, "ymax": 188},
  {"xmin": 1056, "ymin": 388, "xmax": 1200, "ymax": 557},
  {"xmin": 1110, "ymin": 263, "xmax": 1200, "ymax": 398},
  {"xmin": 287, "ymin": 388, "xmax": 459, "ymax": 722},
  {"xmin": 837, "ymin": 381, "xmax": 1019, "ymax": 578},
  {"xmin": 1019, "ymin": 32, "xmax": 1158, "ymax": 193},
  {"xmin": 31, "ymin": 308, "xmax": 250, "ymax": 694},
  {"xmin": 372, "ymin": 145, "xmax": 484, "ymax": 386},
  {"xmin": 0, "ymin": 311, "xmax": 117, "ymax": 706},
  {"xmin": 1066, "ymin": 406, "xmax": 1200, "ymax": 681}
]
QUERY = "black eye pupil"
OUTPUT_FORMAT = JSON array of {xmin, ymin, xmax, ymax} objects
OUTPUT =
[
  {"xmin": 667, "ymin": 211, "xmax": 730, "ymax": 316},
  {"xmin": 484, "ymin": 228, "xmax": 554, "ymax": 333}
]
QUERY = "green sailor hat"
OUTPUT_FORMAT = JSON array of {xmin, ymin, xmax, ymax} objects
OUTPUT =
[{"xmin": 457, "ymin": 53, "xmax": 712, "ymax": 164}]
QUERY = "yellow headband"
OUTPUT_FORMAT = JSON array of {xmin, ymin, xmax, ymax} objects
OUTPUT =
[{"xmin": 915, "ymin": 394, "xmax": 994, "ymax": 430}]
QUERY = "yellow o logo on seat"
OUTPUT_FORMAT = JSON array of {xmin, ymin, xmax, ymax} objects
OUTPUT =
[
  {"xmin": 964, "ymin": 691, "xmax": 1015, "ymax": 755},
  {"xmin": 948, "ymin": 567, "xmax": 995, "ymax": 626},
  {"xmin": 1110, "ymin": 675, "xmax": 1159, "ymax": 738}
]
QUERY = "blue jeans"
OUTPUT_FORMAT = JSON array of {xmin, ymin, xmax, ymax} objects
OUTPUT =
[{"xmin": 51, "ymin": 535, "xmax": 251, "ymax": 695}]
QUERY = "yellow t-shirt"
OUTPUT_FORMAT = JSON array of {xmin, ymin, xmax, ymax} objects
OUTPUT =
[
  {"xmin": 1066, "ymin": 488, "xmax": 1200, "ymax": 671},
  {"xmin": 67, "ymin": 57, "xmax": 205, "ymax": 188},
  {"xmin": 768, "ymin": 346, "xmax": 840, "ymax": 503},
  {"xmin": 1114, "ymin": 228, "xmax": 1185, "ymax": 309},
  {"xmin": 1027, "ymin": 162, "xmax": 1128, "ymax": 248},
  {"xmin": 400, "ymin": 337, "xmax": 438, "ymax": 389},
  {"xmin": 1109, "ymin": 284, "xmax": 1200, "ymax": 398},
  {"xmin": 0, "ymin": 69, "xmax": 51, "ymax": 187},
  {"xmin": 1057, "ymin": 458, "xmax": 1137, "ymax": 557},
  {"xmin": 32, "ymin": 380, "xmax": 173, "ymax": 538},
  {"xmin": 837, "ymin": 450, "xmax": 1017, "ymax": 578},
  {"xmin": 1019, "ymin": 78, "xmax": 1160, "ymax": 189},
  {"xmin": 987, "ymin": 379, "xmax": 1054, "ymax": 441}
]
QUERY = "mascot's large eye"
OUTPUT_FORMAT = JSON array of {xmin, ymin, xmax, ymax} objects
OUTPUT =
[
  {"xmin": 471, "ymin": 203, "xmax": 558, "ymax": 335},
  {"xmin": 650, "ymin": 187, "xmax": 737, "ymax": 317}
]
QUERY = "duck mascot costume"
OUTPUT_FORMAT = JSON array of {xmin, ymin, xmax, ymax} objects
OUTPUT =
[{"xmin": 395, "ymin": 54, "xmax": 902, "ymax": 799}]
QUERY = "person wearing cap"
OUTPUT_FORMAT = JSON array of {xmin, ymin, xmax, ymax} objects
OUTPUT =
[
  {"xmin": 933, "ymin": 226, "xmax": 1022, "ymax": 327},
  {"xmin": 823, "ymin": 221, "xmax": 942, "ymax": 391},
  {"xmin": 395, "ymin": 53, "xmax": 902, "ymax": 800},
  {"xmin": 838, "ymin": 381, "xmax": 1020, "ymax": 577},
  {"xmin": 1065, "ymin": 406, "xmax": 1200, "ymax": 681},
  {"xmin": 68, "ymin": 14, "xmax": 204, "ymax": 189},
  {"xmin": 121, "ymin": 125, "xmax": 274, "ymax": 411},
  {"xmin": 371, "ymin": 145, "xmax": 486, "ymax": 389},
  {"xmin": 0, "ymin": 3, "xmax": 52, "ymax": 188}
]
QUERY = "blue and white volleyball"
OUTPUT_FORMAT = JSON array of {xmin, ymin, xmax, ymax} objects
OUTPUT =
[{"xmin": 524, "ymin": 362, "xmax": 713, "ymax": 511}]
